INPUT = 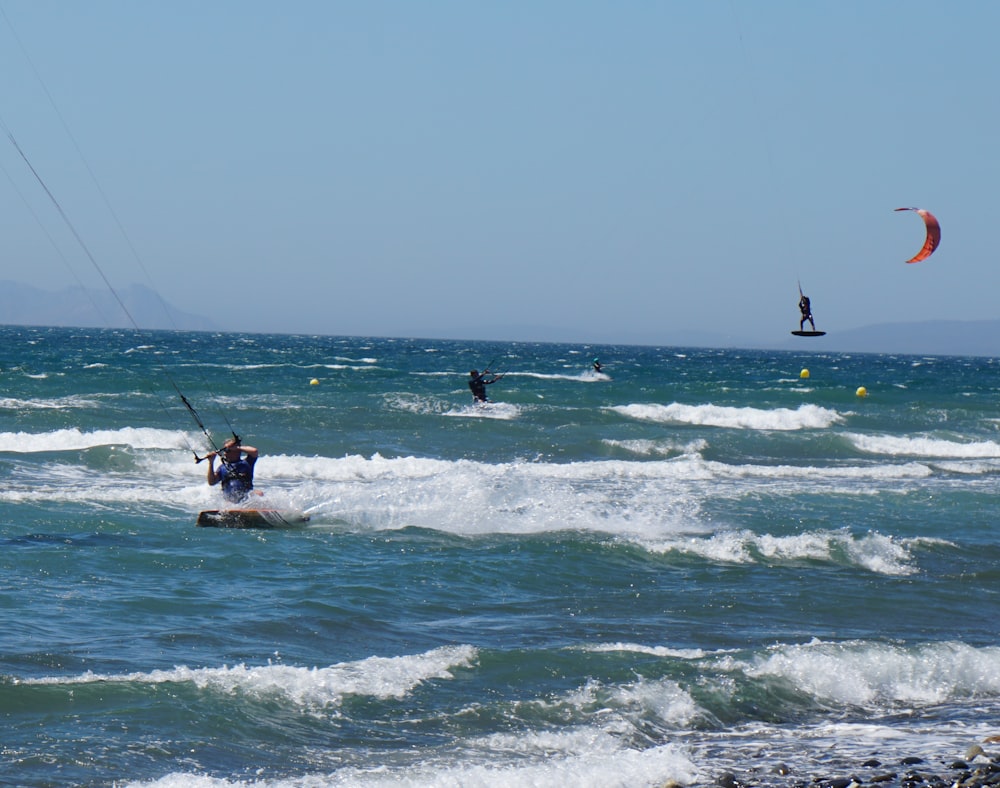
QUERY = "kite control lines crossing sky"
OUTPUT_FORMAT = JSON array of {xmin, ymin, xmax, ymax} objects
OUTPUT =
[{"xmin": 895, "ymin": 207, "xmax": 941, "ymax": 263}]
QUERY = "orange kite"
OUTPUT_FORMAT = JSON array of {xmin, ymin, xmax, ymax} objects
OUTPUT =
[{"xmin": 894, "ymin": 207, "xmax": 941, "ymax": 263}]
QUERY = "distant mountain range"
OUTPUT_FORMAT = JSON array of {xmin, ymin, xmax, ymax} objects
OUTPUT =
[
  {"xmin": 0, "ymin": 281, "xmax": 217, "ymax": 331},
  {"xmin": 0, "ymin": 281, "xmax": 996, "ymax": 357}
]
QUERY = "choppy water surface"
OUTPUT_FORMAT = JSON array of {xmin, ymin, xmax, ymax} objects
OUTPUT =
[{"xmin": 2, "ymin": 326, "xmax": 999, "ymax": 787}]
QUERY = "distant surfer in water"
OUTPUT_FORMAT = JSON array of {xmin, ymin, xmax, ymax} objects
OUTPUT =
[
  {"xmin": 468, "ymin": 369, "xmax": 501, "ymax": 403},
  {"xmin": 592, "ymin": 358, "xmax": 602, "ymax": 373},
  {"xmin": 206, "ymin": 437, "xmax": 259, "ymax": 503},
  {"xmin": 798, "ymin": 293, "xmax": 816, "ymax": 332}
]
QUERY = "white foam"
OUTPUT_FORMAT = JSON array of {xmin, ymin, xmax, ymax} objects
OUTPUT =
[
  {"xmin": 847, "ymin": 432, "xmax": 1000, "ymax": 458},
  {"xmin": 738, "ymin": 640, "xmax": 1000, "ymax": 706},
  {"xmin": 610, "ymin": 676, "xmax": 702, "ymax": 728},
  {"xmin": 931, "ymin": 459, "xmax": 1000, "ymax": 474},
  {"xmin": 602, "ymin": 438, "xmax": 708, "ymax": 457},
  {"xmin": 610, "ymin": 402, "xmax": 843, "ymax": 431},
  {"xmin": 575, "ymin": 639, "xmax": 1000, "ymax": 724},
  {"xmin": 0, "ymin": 443, "xmax": 939, "ymax": 546},
  {"xmin": 0, "ymin": 426, "xmax": 190, "ymax": 453},
  {"xmin": 0, "ymin": 395, "xmax": 102, "ymax": 410},
  {"xmin": 639, "ymin": 528, "xmax": 920, "ymax": 575},
  {"xmin": 582, "ymin": 642, "xmax": 713, "ymax": 659},
  {"xmin": 505, "ymin": 370, "xmax": 610, "ymax": 383},
  {"xmin": 700, "ymin": 456, "xmax": 932, "ymax": 483},
  {"xmin": 443, "ymin": 402, "xmax": 522, "ymax": 419},
  {"xmin": 20, "ymin": 645, "xmax": 478, "ymax": 709},
  {"xmin": 383, "ymin": 393, "xmax": 451, "ymax": 416},
  {"xmin": 125, "ymin": 738, "xmax": 699, "ymax": 788}
]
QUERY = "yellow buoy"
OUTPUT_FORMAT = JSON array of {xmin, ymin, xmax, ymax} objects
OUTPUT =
[
  {"xmin": 856, "ymin": 386, "xmax": 867, "ymax": 398},
  {"xmin": 799, "ymin": 369, "xmax": 809, "ymax": 379},
  {"xmin": 309, "ymin": 378, "xmax": 319, "ymax": 386}
]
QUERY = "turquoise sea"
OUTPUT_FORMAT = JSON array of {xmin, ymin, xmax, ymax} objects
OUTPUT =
[{"xmin": 2, "ymin": 325, "xmax": 1000, "ymax": 787}]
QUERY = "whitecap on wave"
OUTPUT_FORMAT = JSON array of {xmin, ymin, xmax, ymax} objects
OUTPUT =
[
  {"xmin": 20, "ymin": 644, "xmax": 478, "ymax": 709},
  {"xmin": 637, "ymin": 527, "xmax": 924, "ymax": 576},
  {"xmin": 609, "ymin": 402, "xmax": 842, "ymax": 431},
  {"xmin": 847, "ymin": 432, "xmax": 1000, "ymax": 458}
]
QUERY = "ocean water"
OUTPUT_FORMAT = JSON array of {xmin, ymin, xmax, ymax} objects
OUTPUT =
[{"xmin": 2, "ymin": 325, "xmax": 1000, "ymax": 787}]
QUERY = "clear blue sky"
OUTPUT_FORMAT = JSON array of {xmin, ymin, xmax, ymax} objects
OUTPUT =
[{"xmin": 0, "ymin": 1, "xmax": 995, "ymax": 344}]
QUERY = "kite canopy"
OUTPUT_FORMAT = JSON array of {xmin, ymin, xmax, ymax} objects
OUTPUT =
[{"xmin": 894, "ymin": 207, "xmax": 941, "ymax": 263}]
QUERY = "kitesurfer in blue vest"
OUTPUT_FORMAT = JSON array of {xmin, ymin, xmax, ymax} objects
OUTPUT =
[
  {"xmin": 799, "ymin": 293, "xmax": 816, "ymax": 332},
  {"xmin": 206, "ymin": 437, "xmax": 259, "ymax": 503},
  {"xmin": 468, "ymin": 369, "xmax": 501, "ymax": 403},
  {"xmin": 592, "ymin": 358, "xmax": 602, "ymax": 373}
]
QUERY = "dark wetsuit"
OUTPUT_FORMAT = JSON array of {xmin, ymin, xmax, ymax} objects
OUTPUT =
[
  {"xmin": 218, "ymin": 458, "xmax": 256, "ymax": 503},
  {"xmin": 469, "ymin": 372, "xmax": 498, "ymax": 403},
  {"xmin": 799, "ymin": 296, "xmax": 815, "ymax": 331}
]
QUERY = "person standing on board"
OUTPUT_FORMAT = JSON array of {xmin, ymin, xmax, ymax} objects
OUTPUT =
[
  {"xmin": 206, "ymin": 437, "xmax": 259, "ymax": 503},
  {"xmin": 798, "ymin": 293, "xmax": 816, "ymax": 332},
  {"xmin": 468, "ymin": 369, "xmax": 501, "ymax": 403}
]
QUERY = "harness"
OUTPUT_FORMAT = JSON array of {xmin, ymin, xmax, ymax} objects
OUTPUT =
[{"xmin": 220, "ymin": 459, "xmax": 254, "ymax": 501}]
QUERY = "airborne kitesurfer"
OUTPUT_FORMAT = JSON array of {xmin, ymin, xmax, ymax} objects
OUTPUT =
[
  {"xmin": 798, "ymin": 293, "xmax": 816, "ymax": 332},
  {"xmin": 206, "ymin": 437, "xmax": 259, "ymax": 503}
]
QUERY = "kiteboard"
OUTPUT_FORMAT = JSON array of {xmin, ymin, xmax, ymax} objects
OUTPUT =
[
  {"xmin": 196, "ymin": 509, "xmax": 311, "ymax": 529},
  {"xmin": 791, "ymin": 330, "xmax": 826, "ymax": 337}
]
